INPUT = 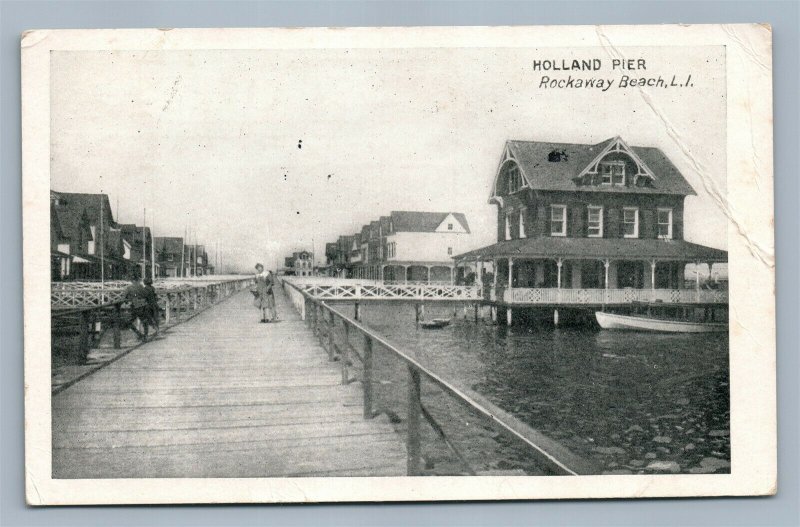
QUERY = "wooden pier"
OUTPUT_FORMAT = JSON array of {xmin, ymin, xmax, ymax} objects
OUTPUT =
[{"xmin": 52, "ymin": 287, "xmax": 407, "ymax": 478}]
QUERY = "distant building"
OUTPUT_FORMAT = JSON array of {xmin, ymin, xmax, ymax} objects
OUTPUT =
[
  {"xmin": 331, "ymin": 210, "xmax": 473, "ymax": 283},
  {"xmin": 120, "ymin": 224, "xmax": 155, "ymax": 279},
  {"xmin": 284, "ymin": 250, "xmax": 314, "ymax": 276},
  {"xmin": 154, "ymin": 237, "xmax": 185, "ymax": 277}
]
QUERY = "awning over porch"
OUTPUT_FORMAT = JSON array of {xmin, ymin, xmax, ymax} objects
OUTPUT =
[{"xmin": 454, "ymin": 237, "xmax": 727, "ymax": 262}]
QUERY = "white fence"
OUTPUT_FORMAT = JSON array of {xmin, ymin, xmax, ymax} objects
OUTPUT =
[
  {"xmin": 506, "ymin": 287, "xmax": 728, "ymax": 305},
  {"xmin": 51, "ymin": 277, "xmax": 255, "ymax": 309},
  {"xmin": 284, "ymin": 277, "xmax": 481, "ymax": 302}
]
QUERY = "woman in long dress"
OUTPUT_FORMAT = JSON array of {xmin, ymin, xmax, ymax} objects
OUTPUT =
[{"xmin": 253, "ymin": 263, "xmax": 274, "ymax": 323}]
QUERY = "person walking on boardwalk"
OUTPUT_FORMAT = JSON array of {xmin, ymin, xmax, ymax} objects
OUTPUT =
[
  {"xmin": 252, "ymin": 263, "xmax": 274, "ymax": 323},
  {"xmin": 142, "ymin": 277, "xmax": 160, "ymax": 338},
  {"xmin": 123, "ymin": 273, "xmax": 150, "ymax": 341}
]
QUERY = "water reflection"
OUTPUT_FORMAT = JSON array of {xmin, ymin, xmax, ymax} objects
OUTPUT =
[{"xmin": 349, "ymin": 301, "xmax": 730, "ymax": 475}]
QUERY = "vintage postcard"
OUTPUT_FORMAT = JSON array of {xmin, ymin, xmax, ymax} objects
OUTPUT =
[{"xmin": 22, "ymin": 25, "xmax": 775, "ymax": 504}]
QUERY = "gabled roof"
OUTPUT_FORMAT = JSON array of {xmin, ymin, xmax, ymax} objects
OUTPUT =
[
  {"xmin": 389, "ymin": 211, "xmax": 471, "ymax": 233},
  {"xmin": 51, "ymin": 191, "xmax": 116, "ymax": 236},
  {"xmin": 119, "ymin": 223, "xmax": 151, "ymax": 243},
  {"xmin": 154, "ymin": 236, "xmax": 184, "ymax": 254},
  {"xmin": 495, "ymin": 137, "xmax": 696, "ymax": 197},
  {"xmin": 455, "ymin": 237, "xmax": 727, "ymax": 262}
]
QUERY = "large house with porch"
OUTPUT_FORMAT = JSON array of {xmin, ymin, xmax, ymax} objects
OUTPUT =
[{"xmin": 454, "ymin": 136, "xmax": 728, "ymax": 324}]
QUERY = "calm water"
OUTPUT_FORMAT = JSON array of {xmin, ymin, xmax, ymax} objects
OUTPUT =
[{"xmin": 339, "ymin": 301, "xmax": 730, "ymax": 476}]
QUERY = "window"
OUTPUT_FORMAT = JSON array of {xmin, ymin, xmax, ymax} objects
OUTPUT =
[
  {"xmin": 504, "ymin": 213, "xmax": 511, "ymax": 240},
  {"xmin": 519, "ymin": 208, "xmax": 527, "ymax": 238},
  {"xmin": 506, "ymin": 165, "xmax": 524, "ymax": 194},
  {"xmin": 587, "ymin": 206, "xmax": 603, "ymax": 237},
  {"xmin": 657, "ymin": 208, "xmax": 673, "ymax": 239},
  {"xmin": 550, "ymin": 205, "xmax": 567, "ymax": 236},
  {"xmin": 600, "ymin": 161, "xmax": 625, "ymax": 186},
  {"xmin": 447, "ymin": 247, "xmax": 453, "ymax": 255},
  {"xmin": 448, "ymin": 223, "xmax": 453, "ymax": 230},
  {"xmin": 623, "ymin": 207, "xmax": 639, "ymax": 238}
]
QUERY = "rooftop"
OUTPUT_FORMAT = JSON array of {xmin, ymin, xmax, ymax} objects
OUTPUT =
[
  {"xmin": 389, "ymin": 211, "xmax": 471, "ymax": 233},
  {"xmin": 455, "ymin": 237, "xmax": 727, "ymax": 262},
  {"xmin": 500, "ymin": 136, "xmax": 696, "ymax": 196}
]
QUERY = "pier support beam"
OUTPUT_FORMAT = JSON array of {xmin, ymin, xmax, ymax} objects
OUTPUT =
[
  {"xmin": 554, "ymin": 309, "xmax": 559, "ymax": 327},
  {"xmin": 506, "ymin": 307, "xmax": 512, "ymax": 326},
  {"xmin": 474, "ymin": 303, "xmax": 479, "ymax": 323},
  {"xmin": 354, "ymin": 302, "xmax": 361, "ymax": 321}
]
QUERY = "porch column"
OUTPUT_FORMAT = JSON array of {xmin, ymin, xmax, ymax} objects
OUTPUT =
[
  {"xmin": 650, "ymin": 260, "xmax": 657, "ymax": 292},
  {"xmin": 695, "ymin": 260, "xmax": 701, "ymax": 298},
  {"xmin": 403, "ymin": 265, "xmax": 408, "ymax": 283},
  {"xmin": 450, "ymin": 266, "xmax": 455, "ymax": 285},
  {"xmin": 425, "ymin": 266, "xmax": 431, "ymax": 284},
  {"xmin": 492, "ymin": 260, "xmax": 498, "ymax": 288},
  {"xmin": 508, "ymin": 258, "xmax": 514, "ymax": 289},
  {"xmin": 476, "ymin": 259, "xmax": 483, "ymax": 288},
  {"xmin": 556, "ymin": 258, "xmax": 563, "ymax": 289},
  {"xmin": 603, "ymin": 259, "xmax": 610, "ymax": 289}
]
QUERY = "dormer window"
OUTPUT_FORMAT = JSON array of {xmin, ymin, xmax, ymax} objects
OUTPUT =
[
  {"xmin": 600, "ymin": 161, "xmax": 625, "ymax": 186},
  {"xmin": 447, "ymin": 223, "xmax": 453, "ymax": 230},
  {"xmin": 506, "ymin": 164, "xmax": 524, "ymax": 194}
]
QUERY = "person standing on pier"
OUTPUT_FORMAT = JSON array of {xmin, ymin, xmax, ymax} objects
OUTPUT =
[
  {"xmin": 123, "ymin": 273, "xmax": 150, "ymax": 341},
  {"xmin": 267, "ymin": 270, "xmax": 278, "ymax": 322},
  {"xmin": 142, "ymin": 277, "xmax": 160, "ymax": 338},
  {"xmin": 253, "ymin": 263, "xmax": 275, "ymax": 323}
]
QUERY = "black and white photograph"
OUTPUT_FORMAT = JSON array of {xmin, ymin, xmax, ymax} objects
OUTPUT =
[{"xmin": 22, "ymin": 25, "xmax": 776, "ymax": 504}]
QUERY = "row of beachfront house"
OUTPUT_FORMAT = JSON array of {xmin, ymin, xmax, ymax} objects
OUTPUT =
[
  {"xmin": 322, "ymin": 211, "xmax": 474, "ymax": 284},
  {"xmin": 51, "ymin": 190, "xmax": 214, "ymax": 281},
  {"xmin": 315, "ymin": 135, "xmax": 727, "ymax": 303}
]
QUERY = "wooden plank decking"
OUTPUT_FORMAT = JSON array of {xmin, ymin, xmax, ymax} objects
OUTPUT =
[{"xmin": 52, "ymin": 287, "xmax": 407, "ymax": 478}]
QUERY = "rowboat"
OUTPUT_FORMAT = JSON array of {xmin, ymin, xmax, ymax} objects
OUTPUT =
[
  {"xmin": 419, "ymin": 318, "xmax": 452, "ymax": 329},
  {"xmin": 595, "ymin": 311, "xmax": 727, "ymax": 333}
]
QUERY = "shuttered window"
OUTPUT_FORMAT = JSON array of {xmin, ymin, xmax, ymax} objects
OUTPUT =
[
  {"xmin": 550, "ymin": 205, "xmax": 567, "ymax": 236},
  {"xmin": 587, "ymin": 206, "xmax": 603, "ymax": 237},
  {"xmin": 623, "ymin": 207, "xmax": 639, "ymax": 238},
  {"xmin": 657, "ymin": 208, "xmax": 673, "ymax": 239}
]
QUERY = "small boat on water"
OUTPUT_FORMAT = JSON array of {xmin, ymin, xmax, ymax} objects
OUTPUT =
[
  {"xmin": 595, "ymin": 311, "xmax": 727, "ymax": 333},
  {"xmin": 419, "ymin": 318, "xmax": 452, "ymax": 329}
]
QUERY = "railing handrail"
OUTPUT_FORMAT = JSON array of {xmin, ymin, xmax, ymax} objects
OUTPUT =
[{"xmin": 282, "ymin": 278, "xmax": 593, "ymax": 476}]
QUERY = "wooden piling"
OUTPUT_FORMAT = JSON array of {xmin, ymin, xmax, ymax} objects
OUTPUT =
[
  {"xmin": 113, "ymin": 304, "xmax": 121, "ymax": 349},
  {"xmin": 363, "ymin": 335, "xmax": 374, "ymax": 419},
  {"xmin": 406, "ymin": 366, "xmax": 422, "ymax": 476}
]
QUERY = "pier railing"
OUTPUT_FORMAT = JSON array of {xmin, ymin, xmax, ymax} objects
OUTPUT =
[
  {"xmin": 286, "ymin": 278, "xmax": 481, "ymax": 302},
  {"xmin": 282, "ymin": 278, "xmax": 594, "ymax": 476},
  {"xmin": 505, "ymin": 287, "xmax": 728, "ymax": 305},
  {"xmin": 51, "ymin": 277, "xmax": 254, "ymax": 308},
  {"xmin": 51, "ymin": 277, "xmax": 254, "ymax": 368}
]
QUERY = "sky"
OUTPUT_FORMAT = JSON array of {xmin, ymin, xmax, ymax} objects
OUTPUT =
[{"xmin": 51, "ymin": 45, "xmax": 727, "ymax": 272}]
